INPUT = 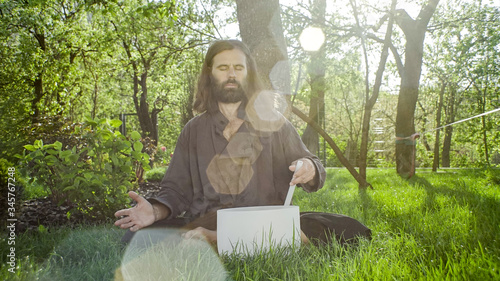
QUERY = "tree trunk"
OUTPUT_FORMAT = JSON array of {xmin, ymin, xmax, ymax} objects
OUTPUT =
[
  {"xmin": 432, "ymin": 80, "xmax": 445, "ymax": 171},
  {"xmin": 133, "ymin": 71, "xmax": 158, "ymax": 146},
  {"xmin": 358, "ymin": 0, "xmax": 396, "ymax": 180},
  {"xmin": 301, "ymin": 0, "xmax": 326, "ymax": 156},
  {"xmin": 32, "ymin": 74, "xmax": 44, "ymax": 123},
  {"xmin": 181, "ymin": 67, "xmax": 196, "ymax": 126},
  {"xmin": 115, "ymin": 24, "xmax": 161, "ymax": 147},
  {"xmin": 479, "ymin": 83, "xmax": 490, "ymax": 164},
  {"xmin": 394, "ymin": 0, "xmax": 440, "ymax": 178},
  {"xmin": 481, "ymin": 115, "xmax": 489, "ymax": 164},
  {"xmin": 236, "ymin": 0, "xmax": 290, "ymax": 94},
  {"xmin": 417, "ymin": 101, "xmax": 432, "ymax": 152},
  {"xmin": 441, "ymin": 86, "xmax": 456, "ymax": 167},
  {"xmin": 91, "ymin": 79, "xmax": 98, "ymax": 119},
  {"xmin": 31, "ymin": 31, "xmax": 46, "ymax": 123}
]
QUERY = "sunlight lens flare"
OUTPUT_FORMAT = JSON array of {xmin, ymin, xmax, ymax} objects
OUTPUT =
[
  {"xmin": 299, "ymin": 27, "xmax": 325, "ymax": 52},
  {"xmin": 118, "ymin": 228, "xmax": 227, "ymax": 281}
]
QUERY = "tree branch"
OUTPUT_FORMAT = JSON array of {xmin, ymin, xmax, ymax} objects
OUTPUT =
[
  {"xmin": 417, "ymin": 0, "xmax": 441, "ymax": 27},
  {"xmin": 366, "ymin": 33, "xmax": 403, "ymax": 77},
  {"xmin": 292, "ymin": 106, "xmax": 373, "ymax": 189}
]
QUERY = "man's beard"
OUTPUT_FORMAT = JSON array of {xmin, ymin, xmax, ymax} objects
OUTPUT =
[{"xmin": 211, "ymin": 78, "xmax": 247, "ymax": 104}]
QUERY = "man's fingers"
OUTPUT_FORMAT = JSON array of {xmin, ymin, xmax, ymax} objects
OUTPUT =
[
  {"xmin": 114, "ymin": 208, "xmax": 129, "ymax": 218},
  {"xmin": 114, "ymin": 192, "xmax": 154, "ymax": 232},
  {"xmin": 115, "ymin": 215, "xmax": 142, "ymax": 231},
  {"xmin": 120, "ymin": 222, "xmax": 136, "ymax": 230},
  {"xmin": 291, "ymin": 175, "xmax": 304, "ymax": 185},
  {"xmin": 183, "ymin": 229, "xmax": 200, "ymax": 240},
  {"xmin": 114, "ymin": 215, "xmax": 131, "ymax": 226},
  {"xmin": 289, "ymin": 159, "xmax": 315, "ymax": 185},
  {"xmin": 293, "ymin": 173, "xmax": 313, "ymax": 184},
  {"xmin": 128, "ymin": 191, "xmax": 147, "ymax": 204},
  {"xmin": 114, "ymin": 193, "xmax": 141, "ymax": 218},
  {"xmin": 183, "ymin": 227, "xmax": 208, "ymax": 240}
]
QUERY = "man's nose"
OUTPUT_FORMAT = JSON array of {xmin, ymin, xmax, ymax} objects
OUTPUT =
[{"xmin": 228, "ymin": 66, "xmax": 236, "ymax": 78}]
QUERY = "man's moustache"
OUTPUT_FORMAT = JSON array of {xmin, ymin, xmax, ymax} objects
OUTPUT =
[{"xmin": 223, "ymin": 80, "xmax": 241, "ymax": 87}]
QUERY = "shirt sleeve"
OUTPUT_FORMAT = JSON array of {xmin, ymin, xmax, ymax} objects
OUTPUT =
[
  {"xmin": 148, "ymin": 123, "xmax": 194, "ymax": 219},
  {"xmin": 281, "ymin": 120, "xmax": 326, "ymax": 193}
]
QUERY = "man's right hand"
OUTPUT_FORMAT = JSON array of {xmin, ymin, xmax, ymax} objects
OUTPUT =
[{"xmin": 114, "ymin": 191, "xmax": 159, "ymax": 232}]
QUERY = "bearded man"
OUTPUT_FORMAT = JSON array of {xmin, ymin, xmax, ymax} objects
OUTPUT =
[{"xmin": 114, "ymin": 40, "xmax": 369, "ymax": 245}]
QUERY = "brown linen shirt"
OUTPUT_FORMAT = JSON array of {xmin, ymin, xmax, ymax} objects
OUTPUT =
[{"xmin": 150, "ymin": 106, "xmax": 326, "ymax": 221}]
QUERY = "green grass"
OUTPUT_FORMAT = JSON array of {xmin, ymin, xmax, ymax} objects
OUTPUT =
[
  {"xmin": 1, "ymin": 168, "xmax": 499, "ymax": 280},
  {"xmin": 0, "ymin": 225, "xmax": 125, "ymax": 281},
  {"xmin": 143, "ymin": 166, "xmax": 167, "ymax": 182}
]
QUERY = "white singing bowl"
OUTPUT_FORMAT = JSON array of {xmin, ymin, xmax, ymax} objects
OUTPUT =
[{"xmin": 217, "ymin": 205, "xmax": 301, "ymax": 255}]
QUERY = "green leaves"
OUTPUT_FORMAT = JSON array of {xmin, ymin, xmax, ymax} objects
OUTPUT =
[
  {"xmin": 19, "ymin": 117, "xmax": 151, "ymax": 220},
  {"xmin": 109, "ymin": 119, "xmax": 122, "ymax": 128},
  {"xmin": 130, "ymin": 131, "xmax": 141, "ymax": 141},
  {"xmin": 53, "ymin": 141, "xmax": 62, "ymax": 150},
  {"xmin": 133, "ymin": 141, "xmax": 143, "ymax": 153},
  {"xmin": 24, "ymin": 144, "xmax": 36, "ymax": 152},
  {"xmin": 85, "ymin": 117, "xmax": 98, "ymax": 127}
]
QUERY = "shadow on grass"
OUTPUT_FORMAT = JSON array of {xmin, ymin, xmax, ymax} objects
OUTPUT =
[
  {"xmin": 408, "ymin": 174, "xmax": 500, "ymax": 247},
  {"xmin": 355, "ymin": 170, "xmax": 500, "ymax": 255},
  {"xmin": 357, "ymin": 188, "xmax": 374, "ymax": 225}
]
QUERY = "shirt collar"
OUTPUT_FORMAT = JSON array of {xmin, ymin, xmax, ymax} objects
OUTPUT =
[{"xmin": 212, "ymin": 102, "xmax": 249, "ymax": 128}]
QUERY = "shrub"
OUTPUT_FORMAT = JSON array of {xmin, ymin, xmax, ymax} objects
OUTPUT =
[
  {"xmin": 153, "ymin": 145, "xmax": 172, "ymax": 166},
  {"xmin": 18, "ymin": 117, "xmax": 151, "ymax": 221},
  {"xmin": 22, "ymin": 115, "xmax": 83, "ymax": 151},
  {"xmin": 144, "ymin": 166, "xmax": 167, "ymax": 182}
]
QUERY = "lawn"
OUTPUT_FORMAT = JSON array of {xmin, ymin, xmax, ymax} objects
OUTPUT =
[{"xmin": 1, "ymin": 168, "xmax": 499, "ymax": 280}]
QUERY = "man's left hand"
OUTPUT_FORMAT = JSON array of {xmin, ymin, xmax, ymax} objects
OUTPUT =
[
  {"xmin": 289, "ymin": 158, "xmax": 316, "ymax": 186},
  {"xmin": 182, "ymin": 227, "xmax": 217, "ymax": 244}
]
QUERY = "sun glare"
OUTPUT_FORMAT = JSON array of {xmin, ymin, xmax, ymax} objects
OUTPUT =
[{"xmin": 299, "ymin": 27, "xmax": 325, "ymax": 52}]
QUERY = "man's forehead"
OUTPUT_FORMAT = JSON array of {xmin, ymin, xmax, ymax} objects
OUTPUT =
[{"xmin": 212, "ymin": 49, "xmax": 247, "ymax": 66}]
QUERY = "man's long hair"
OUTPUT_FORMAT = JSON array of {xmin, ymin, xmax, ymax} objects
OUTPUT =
[{"xmin": 193, "ymin": 40, "xmax": 263, "ymax": 114}]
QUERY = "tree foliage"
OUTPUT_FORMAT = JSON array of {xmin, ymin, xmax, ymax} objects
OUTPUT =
[
  {"xmin": 0, "ymin": 0, "xmax": 94, "ymax": 162},
  {"xmin": 421, "ymin": 0, "xmax": 500, "ymax": 167},
  {"xmin": 1, "ymin": 0, "xmax": 499, "ymax": 199},
  {"xmin": 0, "ymin": 0, "xmax": 218, "ymax": 162}
]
